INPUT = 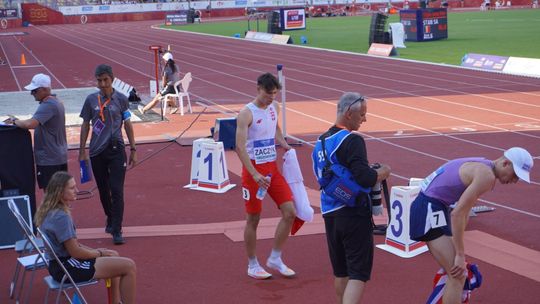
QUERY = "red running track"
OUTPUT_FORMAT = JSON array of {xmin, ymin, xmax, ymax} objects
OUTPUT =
[{"xmin": 0, "ymin": 20, "xmax": 539, "ymax": 303}]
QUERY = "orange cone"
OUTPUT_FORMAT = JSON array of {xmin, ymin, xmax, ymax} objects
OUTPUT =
[{"xmin": 20, "ymin": 53, "xmax": 26, "ymax": 65}]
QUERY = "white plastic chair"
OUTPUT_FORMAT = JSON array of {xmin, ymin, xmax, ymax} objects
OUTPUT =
[
  {"xmin": 7, "ymin": 199, "xmax": 48, "ymax": 304},
  {"xmin": 162, "ymin": 72, "xmax": 193, "ymax": 116},
  {"xmin": 112, "ymin": 78, "xmax": 120, "ymax": 89},
  {"xmin": 122, "ymin": 83, "xmax": 133, "ymax": 97},
  {"xmin": 38, "ymin": 227, "xmax": 98, "ymax": 304},
  {"xmin": 111, "ymin": 78, "xmax": 132, "ymax": 98}
]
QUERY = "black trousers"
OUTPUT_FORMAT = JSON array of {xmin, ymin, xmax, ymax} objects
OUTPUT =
[
  {"xmin": 90, "ymin": 142, "xmax": 126, "ymax": 234},
  {"xmin": 36, "ymin": 163, "xmax": 68, "ymax": 189}
]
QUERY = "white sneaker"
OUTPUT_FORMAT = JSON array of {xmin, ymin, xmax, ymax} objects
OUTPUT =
[
  {"xmin": 247, "ymin": 265, "xmax": 272, "ymax": 280},
  {"xmin": 266, "ymin": 258, "xmax": 296, "ymax": 277}
]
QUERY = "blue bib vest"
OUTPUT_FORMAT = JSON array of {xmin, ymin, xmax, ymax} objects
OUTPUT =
[{"xmin": 312, "ymin": 129, "xmax": 370, "ymax": 214}]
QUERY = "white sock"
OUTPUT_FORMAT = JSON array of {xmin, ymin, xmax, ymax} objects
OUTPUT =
[
  {"xmin": 269, "ymin": 249, "xmax": 282, "ymax": 261},
  {"xmin": 248, "ymin": 257, "xmax": 259, "ymax": 268}
]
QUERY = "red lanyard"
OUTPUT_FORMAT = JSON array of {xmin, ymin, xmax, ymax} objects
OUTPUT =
[{"xmin": 97, "ymin": 95, "xmax": 110, "ymax": 122}]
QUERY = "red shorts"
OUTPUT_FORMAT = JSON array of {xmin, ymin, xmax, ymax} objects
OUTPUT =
[{"xmin": 242, "ymin": 161, "xmax": 293, "ymax": 214}]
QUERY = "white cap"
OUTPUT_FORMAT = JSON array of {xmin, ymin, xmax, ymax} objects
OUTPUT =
[
  {"xmin": 24, "ymin": 73, "xmax": 51, "ymax": 90},
  {"xmin": 162, "ymin": 52, "xmax": 173, "ymax": 61},
  {"xmin": 504, "ymin": 147, "xmax": 533, "ymax": 183}
]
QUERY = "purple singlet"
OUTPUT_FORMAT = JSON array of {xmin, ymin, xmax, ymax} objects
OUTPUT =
[{"xmin": 421, "ymin": 157, "xmax": 493, "ymax": 206}]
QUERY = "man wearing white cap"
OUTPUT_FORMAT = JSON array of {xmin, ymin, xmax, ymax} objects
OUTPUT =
[
  {"xmin": 5, "ymin": 73, "xmax": 67, "ymax": 190},
  {"xmin": 409, "ymin": 147, "xmax": 533, "ymax": 304},
  {"xmin": 139, "ymin": 51, "xmax": 181, "ymax": 114}
]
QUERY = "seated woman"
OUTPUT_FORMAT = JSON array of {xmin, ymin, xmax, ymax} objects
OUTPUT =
[
  {"xmin": 35, "ymin": 171, "xmax": 136, "ymax": 304},
  {"xmin": 140, "ymin": 52, "xmax": 181, "ymax": 114}
]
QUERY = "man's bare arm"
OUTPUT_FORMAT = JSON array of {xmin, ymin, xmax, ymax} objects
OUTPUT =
[
  {"xmin": 235, "ymin": 108, "xmax": 269, "ymax": 189},
  {"xmin": 450, "ymin": 164, "xmax": 495, "ymax": 277},
  {"xmin": 79, "ymin": 120, "xmax": 91, "ymax": 161}
]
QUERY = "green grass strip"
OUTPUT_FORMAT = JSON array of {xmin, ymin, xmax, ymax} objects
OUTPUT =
[{"xmin": 162, "ymin": 9, "xmax": 540, "ymax": 65}]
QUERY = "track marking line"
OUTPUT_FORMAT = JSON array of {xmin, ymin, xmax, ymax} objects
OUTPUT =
[
  {"xmin": 14, "ymin": 35, "xmax": 67, "ymax": 89},
  {"xmin": 0, "ymin": 38, "xmax": 22, "ymax": 90}
]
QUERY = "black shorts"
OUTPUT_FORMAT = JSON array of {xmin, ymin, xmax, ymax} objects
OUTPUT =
[
  {"xmin": 160, "ymin": 84, "xmax": 177, "ymax": 96},
  {"xmin": 36, "ymin": 164, "xmax": 68, "ymax": 189},
  {"xmin": 49, "ymin": 257, "xmax": 96, "ymax": 283},
  {"xmin": 413, "ymin": 227, "xmax": 446, "ymax": 242},
  {"xmin": 324, "ymin": 215, "xmax": 373, "ymax": 281},
  {"xmin": 409, "ymin": 192, "xmax": 452, "ymax": 242}
]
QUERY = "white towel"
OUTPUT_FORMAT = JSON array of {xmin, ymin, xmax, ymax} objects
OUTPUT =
[{"xmin": 283, "ymin": 149, "xmax": 314, "ymax": 222}]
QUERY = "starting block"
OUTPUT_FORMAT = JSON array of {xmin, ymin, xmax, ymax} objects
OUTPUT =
[
  {"xmin": 472, "ymin": 205, "xmax": 495, "ymax": 213},
  {"xmin": 376, "ymin": 185, "xmax": 429, "ymax": 258},
  {"xmin": 189, "ymin": 140, "xmax": 235, "ymax": 193},
  {"xmin": 462, "ymin": 204, "xmax": 496, "ymax": 217}
]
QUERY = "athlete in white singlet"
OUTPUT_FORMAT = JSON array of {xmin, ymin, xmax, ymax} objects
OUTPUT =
[{"xmin": 235, "ymin": 73, "xmax": 296, "ymax": 280}]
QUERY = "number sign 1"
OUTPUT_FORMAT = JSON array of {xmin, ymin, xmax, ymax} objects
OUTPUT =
[
  {"xmin": 376, "ymin": 185, "xmax": 428, "ymax": 258},
  {"xmin": 192, "ymin": 141, "xmax": 236, "ymax": 194},
  {"xmin": 184, "ymin": 138, "xmax": 215, "ymax": 188}
]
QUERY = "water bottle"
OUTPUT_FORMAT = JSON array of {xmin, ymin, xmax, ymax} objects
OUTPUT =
[{"xmin": 256, "ymin": 174, "xmax": 272, "ymax": 200}]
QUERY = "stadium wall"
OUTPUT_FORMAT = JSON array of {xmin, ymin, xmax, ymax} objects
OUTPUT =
[
  {"xmin": 21, "ymin": 3, "xmax": 64, "ymax": 25},
  {"xmin": 1, "ymin": 18, "xmax": 22, "ymax": 29}
]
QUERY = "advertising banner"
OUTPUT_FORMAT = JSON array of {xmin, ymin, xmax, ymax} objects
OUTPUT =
[
  {"xmin": 400, "ymin": 8, "xmax": 447, "ymax": 42},
  {"xmin": 281, "ymin": 8, "xmax": 305, "ymax": 30},
  {"xmin": 368, "ymin": 43, "xmax": 395, "ymax": 57},
  {"xmin": 165, "ymin": 11, "xmax": 188, "ymax": 25},
  {"xmin": 461, "ymin": 53, "xmax": 509, "ymax": 71},
  {"xmin": 0, "ymin": 8, "xmax": 18, "ymax": 18},
  {"xmin": 502, "ymin": 57, "xmax": 540, "ymax": 78}
]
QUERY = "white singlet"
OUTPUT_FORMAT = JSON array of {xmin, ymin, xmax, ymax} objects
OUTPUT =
[{"xmin": 246, "ymin": 102, "xmax": 278, "ymax": 164}]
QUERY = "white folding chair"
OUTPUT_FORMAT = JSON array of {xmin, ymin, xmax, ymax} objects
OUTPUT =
[
  {"xmin": 113, "ymin": 79, "xmax": 125, "ymax": 95},
  {"xmin": 7, "ymin": 199, "xmax": 48, "ymax": 304},
  {"xmin": 120, "ymin": 83, "xmax": 132, "ymax": 97},
  {"xmin": 11, "ymin": 235, "xmax": 45, "ymax": 298},
  {"xmin": 38, "ymin": 227, "xmax": 98, "ymax": 304},
  {"xmin": 162, "ymin": 72, "xmax": 193, "ymax": 116},
  {"xmin": 124, "ymin": 84, "xmax": 133, "ymax": 97},
  {"xmin": 112, "ymin": 78, "xmax": 120, "ymax": 89}
]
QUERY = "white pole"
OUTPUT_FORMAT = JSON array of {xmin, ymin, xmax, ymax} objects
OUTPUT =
[{"xmin": 277, "ymin": 64, "xmax": 286, "ymax": 139}]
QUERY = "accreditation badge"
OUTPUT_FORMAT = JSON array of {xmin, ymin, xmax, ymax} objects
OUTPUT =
[
  {"xmin": 253, "ymin": 138, "xmax": 276, "ymax": 164},
  {"xmin": 92, "ymin": 119, "xmax": 105, "ymax": 136}
]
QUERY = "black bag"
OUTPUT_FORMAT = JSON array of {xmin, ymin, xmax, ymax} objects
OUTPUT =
[{"xmin": 128, "ymin": 88, "xmax": 141, "ymax": 102}]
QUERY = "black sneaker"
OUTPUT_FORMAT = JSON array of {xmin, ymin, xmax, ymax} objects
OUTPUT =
[
  {"xmin": 105, "ymin": 219, "xmax": 113, "ymax": 234},
  {"xmin": 112, "ymin": 232, "xmax": 125, "ymax": 245}
]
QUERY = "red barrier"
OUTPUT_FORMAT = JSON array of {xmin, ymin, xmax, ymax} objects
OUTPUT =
[
  {"xmin": 21, "ymin": 3, "xmax": 64, "ymax": 25},
  {"xmin": 0, "ymin": 18, "xmax": 22, "ymax": 29}
]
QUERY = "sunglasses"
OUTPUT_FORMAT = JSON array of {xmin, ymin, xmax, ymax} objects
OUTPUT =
[
  {"xmin": 30, "ymin": 88, "xmax": 41, "ymax": 95},
  {"xmin": 347, "ymin": 96, "xmax": 365, "ymax": 112}
]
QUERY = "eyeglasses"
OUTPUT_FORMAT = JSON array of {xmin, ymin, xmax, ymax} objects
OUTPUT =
[
  {"xmin": 347, "ymin": 96, "xmax": 365, "ymax": 112},
  {"xmin": 30, "ymin": 88, "xmax": 41, "ymax": 95}
]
